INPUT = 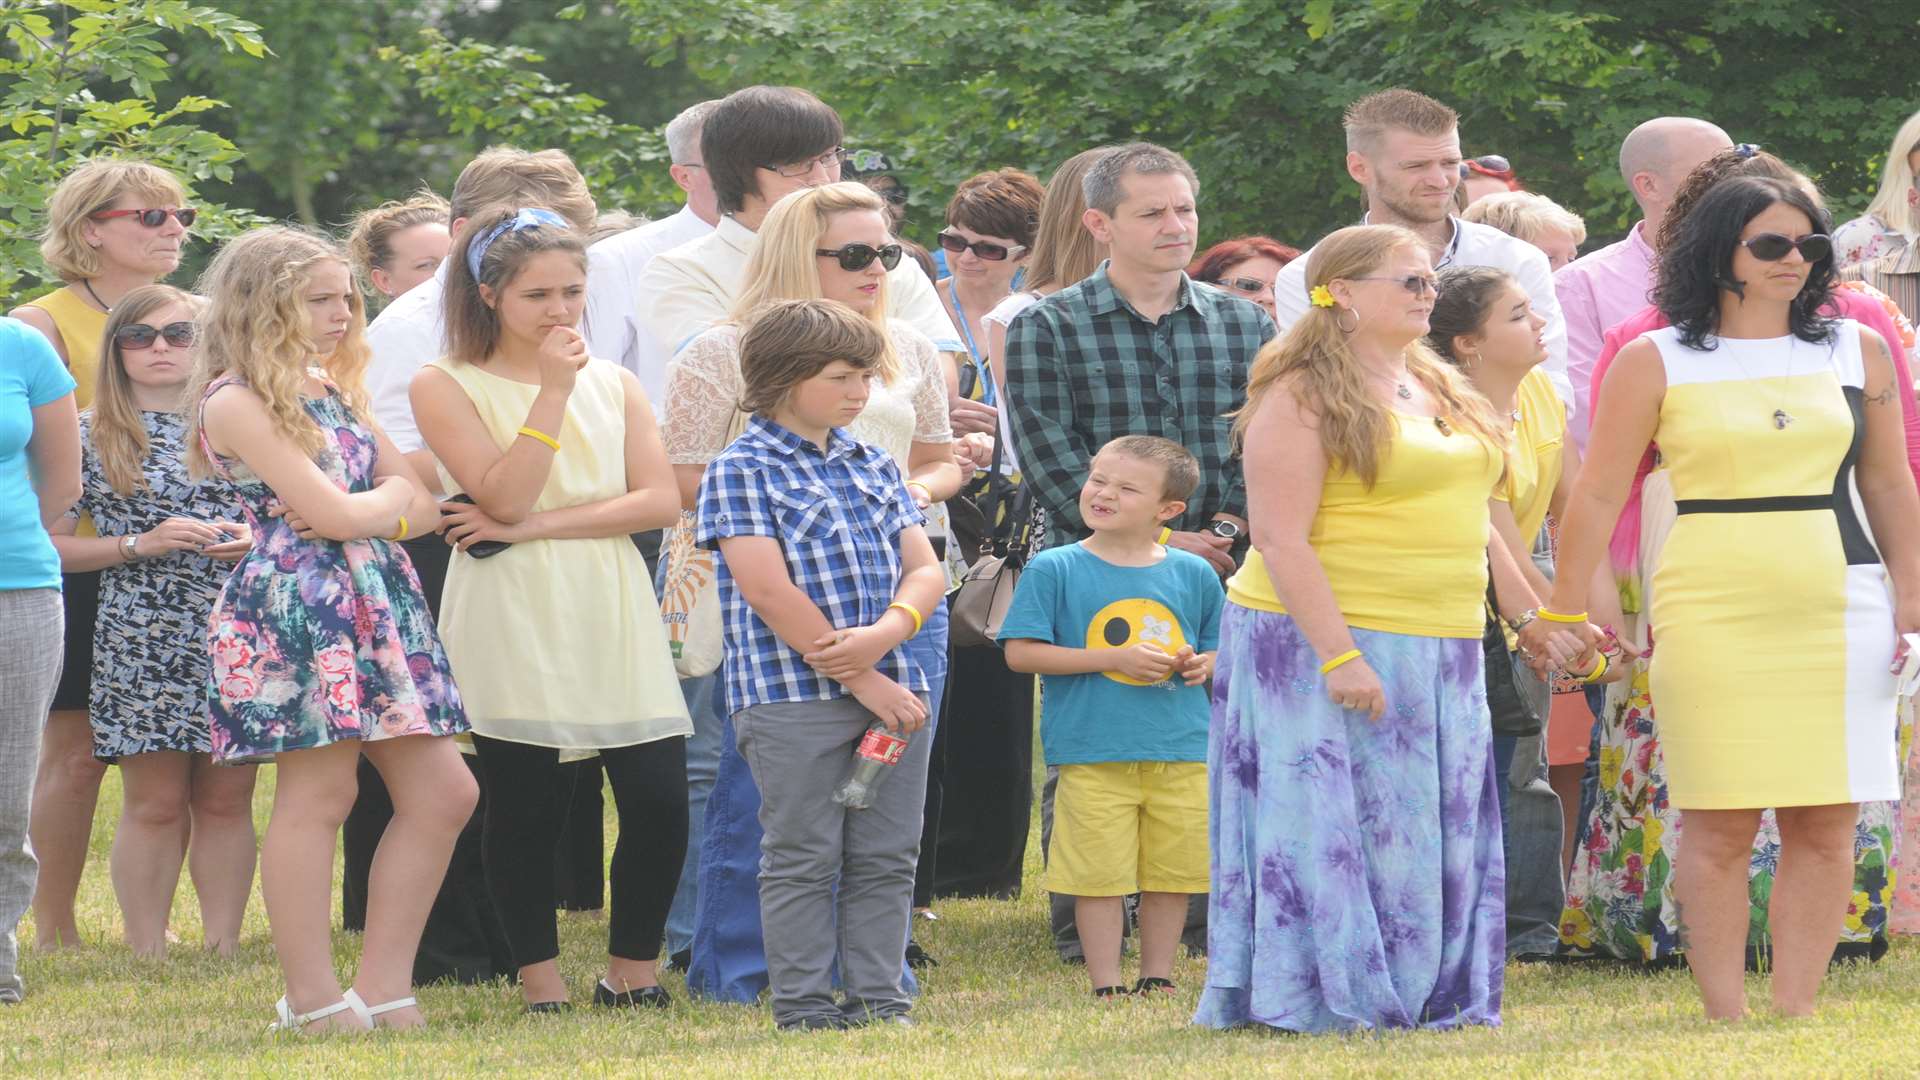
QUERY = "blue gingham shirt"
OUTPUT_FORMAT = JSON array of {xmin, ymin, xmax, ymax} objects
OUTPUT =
[{"xmin": 696, "ymin": 416, "xmax": 929, "ymax": 715}]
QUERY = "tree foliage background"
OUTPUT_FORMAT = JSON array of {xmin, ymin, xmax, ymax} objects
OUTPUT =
[{"xmin": 2, "ymin": 0, "xmax": 1916, "ymax": 305}]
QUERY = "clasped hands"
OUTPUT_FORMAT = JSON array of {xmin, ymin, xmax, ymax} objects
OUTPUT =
[
  {"xmin": 1513, "ymin": 618, "xmax": 1632, "ymax": 684},
  {"xmin": 803, "ymin": 619, "xmax": 930, "ymax": 734}
]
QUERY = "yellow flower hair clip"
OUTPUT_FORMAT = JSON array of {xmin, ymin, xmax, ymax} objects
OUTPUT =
[{"xmin": 1309, "ymin": 284, "xmax": 1336, "ymax": 308}]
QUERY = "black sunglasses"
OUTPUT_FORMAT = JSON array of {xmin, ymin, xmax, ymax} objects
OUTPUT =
[
  {"xmin": 1350, "ymin": 274, "xmax": 1441, "ymax": 296},
  {"xmin": 1211, "ymin": 276, "xmax": 1273, "ymax": 296},
  {"xmin": 937, "ymin": 230, "xmax": 1025, "ymax": 262},
  {"xmin": 114, "ymin": 321, "xmax": 195, "ymax": 350},
  {"xmin": 815, "ymin": 242, "xmax": 903, "ymax": 272},
  {"xmin": 1741, "ymin": 232, "xmax": 1831, "ymax": 263},
  {"xmin": 90, "ymin": 207, "xmax": 198, "ymax": 228}
]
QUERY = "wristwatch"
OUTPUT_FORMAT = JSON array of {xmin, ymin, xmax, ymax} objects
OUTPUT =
[
  {"xmin": 1203, "ymin": 519, "xmax": 1242, "ymax": 541},
  {"xmin": 1508, "ymin": 609, "xmax": 1538, "ymax": 634},
  {"xmin": 120, "ymin": 534, "xmax": 141, "ymax": 561}
]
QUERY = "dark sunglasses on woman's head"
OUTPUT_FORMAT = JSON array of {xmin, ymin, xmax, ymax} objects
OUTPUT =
[
  {"xmin": 1741, "ymin": 232, "xmax": 1831, "ymax": 262},
  {"xmin": 90, "ymin": 207, "xmax": 197, "ymax": 229},
  {"xmin": 1460, "ymin": 155, "xmax": 1514, "ymax": 181},
  {"xmin": 816, "ymin": 242, "xmax": 903, "ymax": 272},
  {"xmin": 114, "ymin": 321, "xmax": 196, "ymax": 350},
  {"xmin": 1350, "ymin": 274, "xmax": 1441, "ymax": 296},
  {"xmin": 937, "ymin": 230, "xmax": 1025, "ymax": 262},
  {"xmin": 1211, "ymin": 276, "xmax": 1274, "ymax": 296}
]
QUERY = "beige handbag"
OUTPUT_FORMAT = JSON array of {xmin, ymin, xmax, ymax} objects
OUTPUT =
[{"xmin": 656, "ymin": 408, "xmax": 748, "ymax": 677}]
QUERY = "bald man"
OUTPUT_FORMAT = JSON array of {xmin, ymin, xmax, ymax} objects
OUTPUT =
[{"xmin": 1556, "ymin": 117, "xmax": 1731, "ymax": 451}]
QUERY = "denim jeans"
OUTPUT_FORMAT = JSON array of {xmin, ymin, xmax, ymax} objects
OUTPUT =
[
  {"xmin": 663, "ymin": 670, "xmax": 723, "ymax": 957},
  {"xmin": 1494, "ymin": 732, "xmax": 1565, "ymax": 958}
]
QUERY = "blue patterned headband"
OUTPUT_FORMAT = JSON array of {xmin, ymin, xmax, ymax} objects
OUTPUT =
[{"xmin": 467, "ymin": 207, "xmax": 569, "ymax": 281}]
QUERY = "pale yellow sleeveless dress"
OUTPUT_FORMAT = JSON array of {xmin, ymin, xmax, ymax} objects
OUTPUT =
[{"xmin": 430, "ymin": 356, "xmax": 690, "ymax": 749}]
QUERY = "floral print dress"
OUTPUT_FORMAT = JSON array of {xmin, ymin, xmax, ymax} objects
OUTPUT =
[{"xmin": 199, "ymin": 377, "xmax": 465, "ymax": 764}]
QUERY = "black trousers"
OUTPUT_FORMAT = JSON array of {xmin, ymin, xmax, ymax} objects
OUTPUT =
[
  {"xmin": 920, "ymin": 643, "xmax": 1034, "ymax": 901},
  {"xmin": 472, "ymin": 733, "xmax": 688, "ymax": 967},
  {"xmin": 552, "ymin": 759, "xmax": 605, "ymax": 910}
]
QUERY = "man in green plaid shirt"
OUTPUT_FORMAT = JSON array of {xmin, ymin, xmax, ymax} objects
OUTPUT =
[{"xmin": 1004, "ymin": 143, "xmax": 1276, "ymax": 575}]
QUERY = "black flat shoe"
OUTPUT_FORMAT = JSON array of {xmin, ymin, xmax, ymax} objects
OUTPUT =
[
  {"xmin": 525, "ymin": 1000, "xmax": 573, "ymax": 1015},
  {"xmin": 1132, "ymin": 977, "xmax": 1177, "ymax": 996},
  {"xmin": 594, "ymin": 980, "xmax": 671, "ymax": 1009},
  {"xmin": 662, "ymin": 948, "xmax": 693, "ymax": 974},
  {"xmin": 1092, "ymin": 985, "xmax": 1132, "ymax": 1000},
  {"xmin": 905, "ymin": 939, "xmax": 938, "ymax": 969},
  {"xmin": 777, "ymin": 1015, "xmax": 849, "ymax": 1032}
]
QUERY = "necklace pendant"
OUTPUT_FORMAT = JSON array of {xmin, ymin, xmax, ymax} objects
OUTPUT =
[
  {"xmin": 1434, "ymin": 416, "xmax": 1453, "ymax": 436},
  {"xmin": 1395, "ymin": 383, "xmax": 1413, "ymax": 400},
  {"xmin": 1773, "ymin": 409, "xmax": 1794, "ymax": 430}
]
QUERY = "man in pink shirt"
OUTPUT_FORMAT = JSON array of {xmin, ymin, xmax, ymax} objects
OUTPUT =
[{"xmin": 1555, "ymin": 117, "xmax": 1730, "ymax": 452}]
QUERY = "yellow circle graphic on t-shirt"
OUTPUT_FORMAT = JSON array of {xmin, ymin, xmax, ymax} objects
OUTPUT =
[{"xmin": 1086, "ymin": 597, "xmax": 1188, "ymax": 686}]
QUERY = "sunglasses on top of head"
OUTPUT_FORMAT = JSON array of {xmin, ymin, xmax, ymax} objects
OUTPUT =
[
  {"xmin": 816, "ymin": 242, "xmax": 903, "ymax": 272},
  {"xmin": 1740, "ymin": 232, "xmax": 1831, "ymax": 262},
  {"xmin": 1460, "ymin": 155, "xmax": 1515, "ymax": 182},
  {"xmin": 114, "ymin": 321, "xmax": 196, "ymax": 350},
  {"xmin": 937, "ymin": 230, "xmax": 1026, "ymax": 262},
  {"xmin": 90, "ymin": 207, "xmax": 198, "ymax": 228}
]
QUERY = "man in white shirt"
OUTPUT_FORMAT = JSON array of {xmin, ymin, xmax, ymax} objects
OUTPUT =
[
  {"xmin": 580, "ymin": 100, "xmax": 722, "ymax": 413},
  {"xmin": 639, "ymin": 85, "xmax": 963, "ymax": 359},
  {"xmin": 364, "ymin": 146, "xmax": 599, "ymax": 469},
  {"xmin": 1272, "ymin": 88, "xmax": 1574, "ymax": 416}
]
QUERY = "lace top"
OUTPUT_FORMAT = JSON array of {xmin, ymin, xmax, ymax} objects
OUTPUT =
[{"xmin": 662, "ymin": 318, "xmax": 952, "ymax": 465}]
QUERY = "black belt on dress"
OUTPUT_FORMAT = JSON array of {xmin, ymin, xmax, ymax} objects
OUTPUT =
[{"xmin": 1674, "ymin": 494, "xmax": 1832, "ymax": 515}]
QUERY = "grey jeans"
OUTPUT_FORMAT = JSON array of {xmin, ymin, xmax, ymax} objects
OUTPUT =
[
  {"xmin": 735, "ymin": 696, "xmax": 931, "ymax": 1027},
  {"xmin": 0, "ymin": 588, "xmax": 64, "ymax": 1002}
]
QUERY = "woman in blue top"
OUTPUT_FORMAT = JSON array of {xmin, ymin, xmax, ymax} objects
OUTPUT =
[{"xmin": 0, "ymin": 316, "xmax": 82, "ymax": 1003}]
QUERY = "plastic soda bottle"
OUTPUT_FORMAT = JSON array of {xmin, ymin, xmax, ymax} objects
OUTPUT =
[{"xmin": 831, "ymin": 721, "xmax": 910, "ymax": 809}]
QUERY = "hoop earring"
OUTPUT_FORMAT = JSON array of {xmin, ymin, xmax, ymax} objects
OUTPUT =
[{"xmin": 1334, "ymin": 307, "xmax": 1359, "ymax": 334}]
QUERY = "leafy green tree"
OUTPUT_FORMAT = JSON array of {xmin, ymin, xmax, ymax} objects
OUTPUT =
[{"xmin": 0, "ymin": 0, "xmax": 267, "ymax": 303}]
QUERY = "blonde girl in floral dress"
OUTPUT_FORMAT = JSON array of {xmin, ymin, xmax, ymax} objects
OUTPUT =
[{"xmin": 188, "ymin": 226, "xmax": 473, "ymax": 1033}]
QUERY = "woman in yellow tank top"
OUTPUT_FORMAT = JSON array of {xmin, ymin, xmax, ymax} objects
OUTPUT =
[
  {"xmin": 1196, "ymin": 225, "xmax": 1588, "ymax": 1035},
  {"xmin": 7, "ymin": 159, "xmax": 191, "ymax": 951}
]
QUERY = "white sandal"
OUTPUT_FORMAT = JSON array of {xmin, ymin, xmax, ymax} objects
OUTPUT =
[
  {"xmin": 344, "ymin": 988, "xmax": 419, "ymax": 1027},
  {"xmin": 268, "ymin": 995, "xmax": 367, "ymax": 1033}
]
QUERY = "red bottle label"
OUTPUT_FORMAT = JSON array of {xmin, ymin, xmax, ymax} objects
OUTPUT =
[{"xmin": 856, "ymin": 728, "xmax": 908, "ymax": 766}]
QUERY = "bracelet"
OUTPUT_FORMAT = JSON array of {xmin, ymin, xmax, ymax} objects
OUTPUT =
[
  {"xmin": 391, "ymin": 515, "xmax": 409, "ymax": 543},
  {"xmin": 121, "ymin": 534, "xmax": 141, "ymax": 561},
  {"xmin": 905, "ymin": 480, "xmax": 932, "ymax": 502},
  {"xmin": 887, "ymin": 601, "xmax": 925, "ymax": 638},
  {"xmin": 1507, "ymin": 609, "xmax": 1538, "ymax": 633},
  {"xmin": 1583, "ymin": 651, "xmax": 1610, "ymax": 684},
  {"xmin": 1320, "ymin": 649, "xmax": 1363, "ymax": 674},
  {"xmin": 516, "ymin": 426, "xmax": 560, "ymax": 452},
  {"xmin": 1157, "ymin": 526, "xmax": 1172, "ymax": 545},
  {"xmin": 1535, "ymin": 607, "xmax": 1589, "ymax": 625}
]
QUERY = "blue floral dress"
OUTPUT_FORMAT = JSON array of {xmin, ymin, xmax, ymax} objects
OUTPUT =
[
  {"xmin": 198, "ymin": 378, "xmax": 465, "ymax": 763},
  {"xmin": 72, "ymin": 411, "xmax": 243, "ymax": 761}
]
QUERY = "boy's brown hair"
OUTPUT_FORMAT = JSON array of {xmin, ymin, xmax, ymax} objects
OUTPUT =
[
  {"xmin": 737, "ymin": 299, "xmax": 887, "ymax": 416},
  {"xmin": 1099, "ymin": 435, "xmax": 1200, "ymax": 502}
]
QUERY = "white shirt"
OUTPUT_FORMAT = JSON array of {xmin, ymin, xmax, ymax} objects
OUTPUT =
[
  {"xmin": 581, "ymin": 204, "xmax": 714, "ymax": 416},
  {"xmin": 639, "ymin": 215, "xmax": 965, "ymax": 361},
  {"xmin": 1273, "ymin": 215, "xmax": 1574, "ymax": 415},
  {"xmin": 981, "ymin": 290, "xmax": 1042, "ymax": 475},
  {"xmin": 364, "ymin": 262, "xmax": 450, "ymax": 454}
]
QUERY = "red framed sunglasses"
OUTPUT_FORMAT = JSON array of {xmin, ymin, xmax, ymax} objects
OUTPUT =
[{"xmin": 90, "ymin": 207, "xmax": 197, "ymax": 228}]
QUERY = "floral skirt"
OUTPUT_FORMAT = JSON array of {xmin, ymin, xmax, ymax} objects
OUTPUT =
[
  {"xmin": 1195, "ymin": 605, "xmax": 1504, "ymax": 1033},
  {"xmin": 1558, "ymin": 653, "xmax": 1897, "ymax": 963}
]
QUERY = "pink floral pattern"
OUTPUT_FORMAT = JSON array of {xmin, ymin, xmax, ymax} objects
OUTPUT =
[{"xmin": 200, "ymin": 378, "xmax": 465, "ymax": 763}]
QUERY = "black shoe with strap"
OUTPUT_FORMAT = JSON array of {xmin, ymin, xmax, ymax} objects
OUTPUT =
[
  {"xmin": 593, "ymin": 980, "xmax": 671, "ymax": 1009},
  {"xmin": 1131, "ymin": 977, "xmax": 1176, "ymax": 996}
]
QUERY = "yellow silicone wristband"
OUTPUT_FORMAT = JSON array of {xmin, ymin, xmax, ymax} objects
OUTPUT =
[
  {"xmin": 1320, "ymin": 649, "xmax": 1363, "ymax": 674},
  {"xmin": 1583, "ymin": 652, "xmax": 1609, "ymax": 684},
  {"xmin": 905, "ymin": 480, "xmax": 932, "ymax": 501},
  {"xmin": 517, "ymin": 426, "xmax": 560, "ymax": 452},
  {"xmin": 391, "ymin": 515, "xmax": 409, "ymax": 543},
  {"xmin": 1535, "ymin": 608, "xmax": 1589, "ymax": 624},
  {"xmin": 887, "ymin": 601, "xmax": 924, "ymax": 638},
  {"xmin": 1157, "ymin": 527, "xmax": 1172, "ymax": 545}
]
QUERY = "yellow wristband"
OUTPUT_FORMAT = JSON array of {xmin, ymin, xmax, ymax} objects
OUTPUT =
[
  {"xmin": 1535, "ymin": 607, "xmax": 1589, "ymax": 624},
  {"xmin": 516, "ymin": 426, "xmax": 560, "ymax": 452},
  {"xmin": 1320, "ymin": 649, "xmax": 1363, "ymax": 674},
  {"xmin": 1157, "ymin": 526, "xmax": 1172, "ymax": 545},
  {"xmin": 1583, "ymin": 652, "xmax": 1609, "ymax": 684},
  {"xmin": 905, "ymin": 480, "xmax": 932, "ymax": 502},
  {"xmin": 887, "ymin": 601, "xmax": 924, "ymax": 638},
  {"xmin": 391, "ymin": 515, "xmax": 409, "ymax": 543}
]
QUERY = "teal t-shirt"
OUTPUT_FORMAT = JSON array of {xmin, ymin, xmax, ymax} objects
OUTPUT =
[
  {"xmin": 0, "ymin": 318, "xmax": 76, "ymax": 591},
  {"xmin": 999, "ymin": 541, "xmax": 1224, "ymax": 765}
]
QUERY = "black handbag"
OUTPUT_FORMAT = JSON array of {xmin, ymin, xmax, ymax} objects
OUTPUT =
[{"xmin": 1482, "ymin": 579, "xmax": 1549, "ymax": 737}]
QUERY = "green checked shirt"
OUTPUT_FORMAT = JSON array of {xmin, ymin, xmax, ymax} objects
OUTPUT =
[{"xmin": 1004, "ymin": 264, "xmax": 1275, "ymax": 546}]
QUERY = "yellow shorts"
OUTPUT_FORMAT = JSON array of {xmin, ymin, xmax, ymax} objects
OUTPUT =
[{"xmin": 1045, "ymin": 761, "xmax": 1208, "ymax": 896}]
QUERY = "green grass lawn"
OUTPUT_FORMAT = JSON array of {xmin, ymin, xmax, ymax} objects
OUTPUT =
[{"xmin": 11, "ymin": 766, "xmax": 1918, "ymax": 1078}]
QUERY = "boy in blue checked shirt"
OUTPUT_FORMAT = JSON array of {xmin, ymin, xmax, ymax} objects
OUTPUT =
[
  {"xmin": 695, "ymin": 299, "xmax": 946, "ymax": 1031},
  {"xmin": 1000, "ymin": 436, "xmax": 1224, "ymax": 1001}
]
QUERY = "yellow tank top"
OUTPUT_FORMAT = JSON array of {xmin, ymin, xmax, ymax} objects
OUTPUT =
[
  {"xmin": 20, "ymin": 286, "xmax": 107, "ymax": 408},
  {"xmin": 1494, "ymin": 367, "xmax": 1566, "ymax": 543},
  {"xmin": 1227, "ymin": 412, "xmax": 1502, "ymax": 638}
]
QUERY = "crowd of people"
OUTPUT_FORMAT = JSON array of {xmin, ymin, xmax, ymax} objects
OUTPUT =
[{"xmin": 2, "ymin": 80, "xmax": 1919, "ymax": 1038}]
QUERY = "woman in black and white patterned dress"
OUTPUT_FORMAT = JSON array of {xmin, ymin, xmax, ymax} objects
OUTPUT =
[{"xmin": 48, "ymin": 285, "xmax": 258, "ymax": 958}]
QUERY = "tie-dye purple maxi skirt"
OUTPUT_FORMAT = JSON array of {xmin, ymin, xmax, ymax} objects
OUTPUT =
[{"xmin": 1194, "ymin": 604, "xmax": 1505, "ymax": 1033}]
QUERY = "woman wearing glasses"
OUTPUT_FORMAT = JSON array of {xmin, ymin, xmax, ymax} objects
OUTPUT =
[
  {"xmin": 46, "ymin": 285, "xmax": 257, "ymax": 959},
  {"xmin": 661, "ymin": 180, "xmax": 959, "ymax": 1002},
  {"xmin": 1190, "ymin": 236, "xmax": 1302, "ymax": 321},
  {"xmin": 8, "ymin": 159, "xmax": 193, "ymax": 952},
  {"xmin": 1550, "ymin": 176, "xmax": 1920, "ymax": 1020}
]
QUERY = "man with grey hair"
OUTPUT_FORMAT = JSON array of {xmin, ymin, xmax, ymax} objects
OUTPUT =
[
  {"xmin": 581, "ymin": 99, "xmax": 724, "ymax": 412},
  {"xmin": 1556, "ymin": 116, "xmax": 1731, "ymax": 452}
]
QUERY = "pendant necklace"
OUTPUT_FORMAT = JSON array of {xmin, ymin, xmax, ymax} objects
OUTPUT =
[
  {"xmin": 1371, "ymin": 366, "xmax": 1413, "ymax": 400},
  {"xmin": 1725, "ymin": 338, "xmax": 1796, "ymax": 431},
  {"xmin": 81, "ymin": 279, "xmax": 112, "ymax": 313}
]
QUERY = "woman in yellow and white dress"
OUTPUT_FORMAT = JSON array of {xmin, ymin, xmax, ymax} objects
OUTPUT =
[{"xmin": 1548, "ymin": 176, "xmax": 1920, "ymax": 1020}]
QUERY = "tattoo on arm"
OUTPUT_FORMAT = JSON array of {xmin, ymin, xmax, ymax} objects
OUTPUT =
[
  {"xmin": 1865, "ymin": 333, "xmax": 1897, "ymax": 406},
  {"xmin": 1869, "ymin": 386, "xmax": 1896, "ymax": 407}
]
